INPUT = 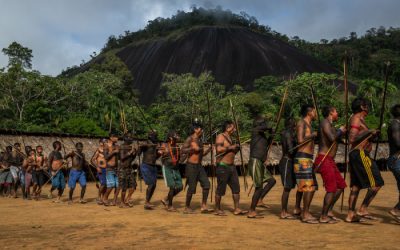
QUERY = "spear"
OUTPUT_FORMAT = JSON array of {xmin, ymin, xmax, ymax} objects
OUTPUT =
[
  {"xmin": 340, "ymin": 53, "xmax": 349, "ymax": 212},
  {"xmin": 229, "ymin": 99, "xmax": 248, "ymax": 191},
  {"xmin": 206, "ymin": 89, "xmax": 215, "ymax": 202},
  {"xmin": 265, "ymin": 84, "xmax": 289, "ymax": 162},
  {"xmin": 373, "ymin": 61, "xmax": 391, "ymax": 161}
]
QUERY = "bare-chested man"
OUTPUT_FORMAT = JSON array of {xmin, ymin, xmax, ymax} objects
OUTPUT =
[
  {"xmin": 0, "ymin": 151, "xmax": 7, "ymax": 196},
  {"xmin": 215, "ymin": 120, "xmax": 248, "ymax": 216},
  {"xmin": 32, "ymin": 145, "xmax": 47, "ymax": 200},
  {"xmin": 278, "ymin": 117, "xmax": 301, "ymax": 219},
  {"xmin": 387, "ymin": 104, "xmax": 400, "ymax": 223},
  {"xmin": 65, "ymin": 142, "xmax": 87, "ymax": 204},
  {"xmin": 10, "ymin": 143, "xmax": 24, "ymax": 198},
  {"xmin": 294, "ymin": 104, "xmax": 318, "ymax": 224},
  {"xmin": 0, "ymin": 146, "xmax": 13, "ymax": 197},
  {"xmin": 91, "ymin": 139, "xmax": 107, "ymax": 205},
  {"xmin": 314, "ymin": 106, "xmax": 347, "ymax": 223},
  {"xmin": 247, "ymin": 116, "xmax": 276, "ymax": 218},
  {"xmin": 181, "ymin": 121, "xmax": 213, "ymax": 214},
  {"xmin": 23, "ymin": 148, "xmax": 36, "ymax": 200},
  {"xmin": 160, "ymin": 130, "xmax": 183, "ymax": 212},
  {"xmin": 103, "ymin": 134, "xmax": 120, "ymax": 206},
  {"xmin": 118, "ymin": 134, "xmax": 137, "ymax": 208},
  {"xmin": 139, "ymin": 130, "xmax": 161, "ymax": 210},
  {"xmin": 346, "ymin": 97, "xmax": 383, "ymax": 222},
  {"xmin": 48, "ymin": 141, "xmax": 66, "ymax": 203}
]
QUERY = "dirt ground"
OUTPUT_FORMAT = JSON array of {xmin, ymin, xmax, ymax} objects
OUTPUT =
[{"xmin": 0, "ymin": 172, "xmax": 399, "ymax": 250}]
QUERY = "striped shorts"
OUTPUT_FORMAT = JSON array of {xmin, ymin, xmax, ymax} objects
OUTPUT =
[{"xmin": 349, "ymin": 149, "xmax": 384, "ymax": 189}]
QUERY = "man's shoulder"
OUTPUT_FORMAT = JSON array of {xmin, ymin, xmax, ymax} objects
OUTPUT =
[{"xmin": 350, "ymin": 114, "xmax": 361, "ymax": 124}]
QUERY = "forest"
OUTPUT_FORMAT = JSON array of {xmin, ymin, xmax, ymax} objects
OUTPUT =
[{"xmin": 1, "ymin": 7, "xmax": 399, "ymax": 141}]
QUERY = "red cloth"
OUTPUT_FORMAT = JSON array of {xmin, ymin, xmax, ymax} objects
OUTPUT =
[{"xmin": 314, "ymin": 154, "xmax": 347, "ymax": 192}]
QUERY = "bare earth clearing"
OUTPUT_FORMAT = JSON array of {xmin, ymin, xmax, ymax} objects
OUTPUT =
[{"xmin": 0, "ymin": 172, "xmax": 399, "ymax": 249}]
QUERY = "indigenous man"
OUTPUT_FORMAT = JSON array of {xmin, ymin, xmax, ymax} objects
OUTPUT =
[
  {"xmin": 247, "ymin": 116, "xmax": 276, "ymax": 218},
  {"xmin": 387, "ymin": 104, "xmax": 400, "ymax": 223},
  {"xmin": 139, "ymin": 130, "xmax": 161, "ymax": 210},
  {"xmin": 32, "ymin": 145, "xmax": 47, "ymax": 200},
  {"xmin": 160, "ymin": 130, "xmax": 183, "ymax": 212},
  {"xmin": 346, "ymin": 97, "xmax": 383, "ymax": 222},
  {"xmin": 295, "ymin": 104, "xmax": 318, "ymax": 224},
  {"xmin": 118, "ymin": 134, "xmax": 137, "ymax": 208},
  {"xmin": 181, "ymin": 120, "xmax": 213, "ymax": 214},
  {"xmin": 91, "ymin": 139, "xmax": 107, "ymax": 205},
  {"xmin": 278, "ymin": 117, "xmax": 301, "ymax": 219},
  {"xmin": 0, "ymin": 146, "xmax": 13, "ymax": 197},
  {"xmin": 10, "ymin": 143, "xmax": 24, "ymax": 198},
  {"xmin": 48, "ymin": 141, "xmax": 66, "ymax": 203},
  {"xmin": 65, "ymin": 142, "xmax": 87, "ymax": 204},
  {"xmin": 314, "ymin": 106, "xmax": 347, "ymax": 223},
  {"xmin": 215, "ymin": 120, "xmax": 248, "ymax": 216},
  {"xmin": 103, "ymin": 134, "xmax": 120, "ymax": 206},
  {"xmin": 22, "ymin": 148, "xmax": 36, "ymax": 200}
]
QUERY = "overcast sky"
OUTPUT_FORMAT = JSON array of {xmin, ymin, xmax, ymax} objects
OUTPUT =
[{"xmin": 0, "ymin": 0, "xmax": 399, "ymax": 76}]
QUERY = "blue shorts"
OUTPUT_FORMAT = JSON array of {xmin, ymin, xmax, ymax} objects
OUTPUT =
[
  {"xmin": 140, "ymin": 163, "xmax": 157, "ymax": 186},
  {"xmin": 106, "ymin": 169, "xmax": 118, "ymax": 188},
  {"xmin": 98, "ymin": 168, "xmax": 107, "ymax": 186},
  {"xmin": 68, "ymin": 169, "xmax": 86, "ymax": 189},
  {"xmin": 52, "ymin": 171, "xmax": 65, "ymax": 190},
  {"xmin": 388, "ymin": 155, "xmax": 400, "ymax": 192},
  {"xmin": 19, "ymin": 171, "xmax": 25, "ymax": 187}
]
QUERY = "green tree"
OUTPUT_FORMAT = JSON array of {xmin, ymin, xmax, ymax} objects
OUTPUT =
[{"xmin": 2, "ymin": 41, "xmax": 33, "ymax": 69}]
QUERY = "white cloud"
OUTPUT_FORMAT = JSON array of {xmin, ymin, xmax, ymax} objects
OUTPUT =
[{"xmin": 0, "ymin": 0, "xmax": 399, "ymax": 75}]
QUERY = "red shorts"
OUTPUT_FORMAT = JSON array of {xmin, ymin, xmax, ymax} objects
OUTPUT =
[{"xmin": 314, "ymin": 154, "xmax": 347, "ymax": 193}]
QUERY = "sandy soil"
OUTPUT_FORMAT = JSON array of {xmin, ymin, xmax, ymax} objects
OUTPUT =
[{"xmin": 0, "ymin": 172, "xmax": 399, "ymax": 250}]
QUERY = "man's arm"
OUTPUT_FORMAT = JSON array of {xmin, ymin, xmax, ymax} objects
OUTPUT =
[
  {"xmin": 47, "ymin": 152, "xmax": 54, "ymax": 169},
  {"xmin": 390, "ymin": 121, "xmax": 400, "ymax": 149},
  {"xmin": 283, "ymin": 131, "xmax": 295, "ymax": 153},
  {"xmin": 349, "ymin": 116, "xmax": 365, "ymax": 144},
  {"xmin": 215, "ymin": 135, "xmax": 237, "ymax": 155},
  {"xmin": 64, "ymin": 151, "xmax": 74, "ymax": 160},
  {"xmin": 91, "ymin": 150, "xmax": 99, "ymax": 166},
  {"xmin": 296, "ymin": 120, "xmax": 305, "ymax": 144},
  {"xmin": 104, "ymin": 147, "xmax": 118, "ymax": 161},
  {"xmin": 321, "ymin": 120, "xmax": 345, "ymax": 144},
  {"xmin": 180, "ymin": 137, "xmax": 193, "ymax": 154}
]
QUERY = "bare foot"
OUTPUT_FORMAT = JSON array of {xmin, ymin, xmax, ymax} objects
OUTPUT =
[
  {"xmin": 256, "ymin": 201, "xmax": 271, "ymax": 209},
  {"xmin": 119, "ymin": 202, "xmax": 129, "ymax": 208},
  {"xmin": 166, "ymin": 206, "xmax": 178, "ymax": 212},
  {"xmin": 247, "ymin": 210, "xmax": 263, "ymax": 219},
  {"xmin": 183, "ymin": 207, "xmax": 196, "ymax": 214},
  {"xmin": 233, "ymin": 208, "xmax": 248, "ymax": 215},
  {"xmin": 214, "ymin": 209, "xmax": 227, "ymax": 216}
]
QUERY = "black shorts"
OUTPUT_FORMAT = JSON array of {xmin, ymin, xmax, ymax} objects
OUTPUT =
[
  {"xmin": 349, "ymin": 149, "xmax": 384, "ymax": 189},
  {"xmin": 32, "ymin": 170, "xmax": 45, "ymax": 187},
  {"xmin": 279, "ymin": 157, "xmax": 296, "ymax": 189},
  {"xmin": 216, "ymin": 163, "xmax": 240, "ymax": 196},
  {"xmin": 185, "ymin": 163, "xmax": 210, "ymax": 194}
]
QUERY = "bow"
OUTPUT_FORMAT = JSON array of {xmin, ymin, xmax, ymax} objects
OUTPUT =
[
  {"xmin": 229, "ymin": 99, "xmax": 248, "ymax": 191},
  {"xmin": 340, "ymin": 53, "xmax": 350, "ymax": 212},
  {"xmin": 373, "ymin": 61, "xmax": 391, "ymax": 160},
  {"xmin": 206, "ymin": 89, "xmax": 215, "ymax": 202}
]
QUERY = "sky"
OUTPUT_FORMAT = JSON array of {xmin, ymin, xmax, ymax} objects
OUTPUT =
[{"xmin": 0, "ymin": 0, "xmax": 399, "ymax": 76}]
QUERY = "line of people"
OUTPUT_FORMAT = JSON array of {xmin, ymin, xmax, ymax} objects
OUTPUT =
[{"xmin": 0, "ymin": 97, "xmax": 399, "ymax": 224}]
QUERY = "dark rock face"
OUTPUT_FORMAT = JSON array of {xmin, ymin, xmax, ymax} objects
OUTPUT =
[{"xmin": 116, "ymin": 26, "xmax": 337, "ymax": 104}]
